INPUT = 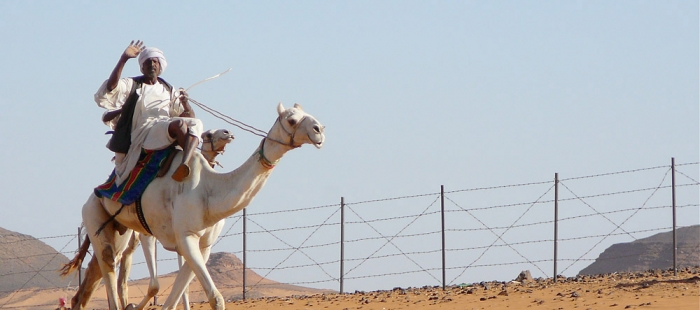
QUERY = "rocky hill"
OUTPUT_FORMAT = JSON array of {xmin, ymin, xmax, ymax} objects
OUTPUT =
[
  {"xmin": 143, "ymin": 252, "xmax": 333, "ymax": 301},
  {"xmin": 0, "ymin": 227, "xmax": 331, "ymax": 309},
  {"xmin": 578, "ymin": 225, "xmax": 700, "ymax": 275},
  {"xmin": 0, "ymin": 227, "xmax": 77, "ymax": 297}
]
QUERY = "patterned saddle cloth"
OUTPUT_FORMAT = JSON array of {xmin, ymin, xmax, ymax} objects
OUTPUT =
[{"xmin": 94, "ymin": 148, "xmax": 173, "ymax": 205}]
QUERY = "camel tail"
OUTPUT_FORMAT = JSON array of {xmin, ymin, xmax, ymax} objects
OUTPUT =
[{"xmin": 59, "ymin": 237, "xmax": 90, "ymax": 277}]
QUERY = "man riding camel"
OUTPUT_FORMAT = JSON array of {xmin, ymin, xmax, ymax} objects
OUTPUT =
[{"xmin": 95, "ymin": 40, "xmax": 202, "ymax": 184}]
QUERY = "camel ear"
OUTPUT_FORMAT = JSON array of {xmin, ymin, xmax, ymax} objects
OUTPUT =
[
  {"xmin": 201, "ymin": 130, "xmax": 214, "ymax": 140},
  {"xmin": 277, "ymin": 102, "xmax": 285, "ymax": 115},
  {"xmin": 293, "ymin": 103, "xmax": 303, "ymax": 110}
]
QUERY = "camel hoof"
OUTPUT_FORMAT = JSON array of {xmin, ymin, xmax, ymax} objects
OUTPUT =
[
  {"xmin": 210, "ymin": 293, "xmax": 225, "ymax": 310},
  {"xmin": 172, "ymin": 164, "xmax": 191, "ymax": 182}
]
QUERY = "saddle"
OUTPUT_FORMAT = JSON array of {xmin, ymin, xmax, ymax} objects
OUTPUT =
[{"xmin": 156, "ymin": 144, "xmax": 179, "ymax": 178}]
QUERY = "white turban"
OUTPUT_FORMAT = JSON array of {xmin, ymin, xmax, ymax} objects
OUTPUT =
[{"xmin": 138, "ymin": 47, "xmax": 168, "ymax": 74}]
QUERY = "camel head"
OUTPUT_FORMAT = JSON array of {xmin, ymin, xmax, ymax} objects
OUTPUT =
[
  {"xmin": 201, "ymin": 129, "xmax": 235, "ymax": 168},
  {"xmin": 201, "ymin": 129, "xmax": 235, "ymax": 153},
  {"xmin": 274, "ymin": 102, "xmax": 325, "ymax": 149}
]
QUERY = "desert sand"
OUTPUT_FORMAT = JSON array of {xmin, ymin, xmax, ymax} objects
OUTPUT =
[
  {"xmin": 147, "ymin": 268, "xmax": 699, "ymax": 310},
  {"xmin": 2, "ymin": 267, "xmax": 697, "ymax": 309}
]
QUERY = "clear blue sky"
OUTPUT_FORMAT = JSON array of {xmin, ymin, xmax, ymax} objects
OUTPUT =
[{"xmin": 0, "ymin": 1, "xmax": 697, "ymax": 292}]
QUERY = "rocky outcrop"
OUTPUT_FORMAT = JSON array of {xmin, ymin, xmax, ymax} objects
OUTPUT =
[
  {"xmin": 578, "ymin": 225, "xmax": 700, "ymax": 275},
  {"xmin": 0, "ymin": 227, "xmax": 76, "ymax": 296},
  {"xmin": 165, "ymin": 252, "xmax": 333, "ymax": 300}
]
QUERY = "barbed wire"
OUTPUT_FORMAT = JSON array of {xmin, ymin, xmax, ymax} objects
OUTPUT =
[
  {"xmin": 559, "ymin": 169, "xmax": 672, "ymax": 274},
  {"xmin": 345, "ymin": 249, "xmax": 443, "ymax": 263},
  {"xmin": 559, "ymin": 165, "xmax": 670, "ymax": 181},
  {"xmin": 344, "ymin": 210, "xmax": 441, "ymax": 226},
  {"xmin": 558, "ymin": 227, "xmax": 673, "ymax": 242},
  {"xmin": 446, "ymin": 220, "xmax": 553, "ymax": 232},
  {"xmin": 558, "ymin": 179, "xmax": 637, "ymax": 240},
  {"xmin": 248, "ymin": 258, "xmax": 340, "ymax": 271},
  {"xmin": 9, "ymin": 240, "xmax": 699, "ymax": 308},
  {"xmin": 343, "ymin": 195, "xmax": 442, "ymax": 283},
  {"xmin": 0, "ymin": 234, "xmax": 77, "ymax": 309},
  {"xmin": 446, "ymin": 180, "xmax": 553, "ymax": 193},
  {"xmin": 246, "ymin": 207, "xmax": 340, "ymax": 291},
  {"xmin": 446, "ymin": 259, "xmax": 553, "ymax": 272},
  {"xmin": 0, "ymin": 233, "xmax": 74, "ymax": 245},
  {"xmin": 558, "ymin": 244, "xmax": 700, "ymax": 263},
  {"xmin": 344, "ymin": 192, "xmax": 440, "ymax": 207},
  {"xmin": 245, "ymin": 222, "xmax": 339, "ymax": 235},
  {"xmin": 1, "ymin": 161, "xmax": 697, "ymax": 307},
  {"xmin": 247, "ymin": 241, "xmax": 340, "ymax": 253},
  {"xmin": 559, "ymin": 204, "xmax": 697, "ymax": 222},
  {"xmin": 212, "ymin": 216, "xmax": 242, "ymax": 248},
  {"xmin": 345, "ymin": 230, "xmax": 442, "ymax": 244},
  {"xmin": 246, "ymin": 203, "xmax": 340, "ymax": 216},
  {"xmin": 446, "ymin": 239, "xmax": 553, "ymax": 252},
  {"xmin": 447, "ymin": 185, "xmax": 554, "ymax": 284},
  {"xmin": 675, "ymin": 169, "xmax": 699, "ymax": 184}
]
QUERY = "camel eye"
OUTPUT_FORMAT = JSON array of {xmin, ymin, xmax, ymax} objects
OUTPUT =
[{"xmin": 288, "ymin": 119, "xmax": 297, "ymax": 126}]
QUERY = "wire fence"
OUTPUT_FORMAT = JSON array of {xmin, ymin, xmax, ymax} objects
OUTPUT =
[{"xmin": 0, "ymin": 159, "xmax": 698, "ymax": 309}]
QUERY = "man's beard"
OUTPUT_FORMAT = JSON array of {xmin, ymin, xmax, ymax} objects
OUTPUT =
[{"xmin": 144, "ymin": 68, "xmax": 159, "ymax": 78}]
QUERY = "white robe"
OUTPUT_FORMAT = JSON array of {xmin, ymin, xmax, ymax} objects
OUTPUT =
[{"xmin": 95, "ymin": 77, "xmax": 203, "ymax": 185}]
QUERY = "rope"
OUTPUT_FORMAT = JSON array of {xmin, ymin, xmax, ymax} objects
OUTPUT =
[{"xmin": 188, "ymin": 98, "xmax": 268, "ymax": 138}]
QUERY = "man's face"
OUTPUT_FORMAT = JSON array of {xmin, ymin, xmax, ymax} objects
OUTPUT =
[{"xmin": 140, "ymin": 57, "xmax": 161, "ymax": 78}]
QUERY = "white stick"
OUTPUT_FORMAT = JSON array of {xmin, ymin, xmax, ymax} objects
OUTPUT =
[{"xmin": 185, "ymin": 68, "xmax": 232, "ymax": 92}]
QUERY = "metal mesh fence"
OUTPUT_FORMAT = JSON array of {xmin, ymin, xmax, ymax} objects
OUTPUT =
[{"xmin": 0, "ymin": 160, "xmax": 697, "ymax": 309}]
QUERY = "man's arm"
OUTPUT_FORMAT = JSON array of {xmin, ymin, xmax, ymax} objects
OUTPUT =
[
  {"xmin": 106, "ymin": 40, "xmax": 144, "ymax": 92},
  {"xmin": 178, "ymin": 89, "xmax": 195, "ymax": 118}
]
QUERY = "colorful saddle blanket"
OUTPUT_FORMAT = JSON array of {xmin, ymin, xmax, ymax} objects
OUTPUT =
[{"xmin": 94, "ymin": 148, "xmax": 173, "ymax": 205}]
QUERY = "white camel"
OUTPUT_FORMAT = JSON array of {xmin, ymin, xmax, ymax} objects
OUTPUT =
[
  {"xmin": 63, "ymin": 129, "xmax": 236, "ymax": 310},
  {"xmin": 76, "ymin": 103, "xmax": 324, "ymax": 310}
]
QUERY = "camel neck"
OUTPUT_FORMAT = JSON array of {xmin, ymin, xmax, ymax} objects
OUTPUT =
[{"xmin": 201, "ymin": 136, "xmax": 292, "ymax": 222}]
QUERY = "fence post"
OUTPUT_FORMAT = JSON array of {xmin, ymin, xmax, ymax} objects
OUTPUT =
[
  {"xmin": 441, "ymin": 185, "xmax": 446, "ymax": 290},
  {"xmin": 554, "ymin": 173, "xmax": 559, "ymax": 283},
  {"xmin": 77, "ymin": 226, "xmax": 82, "ymax": 286},
  {"xmin": 243, "ymin": 208, "xmax": 247, "ymax": 300},
  {"xmin": 340, "ymin": 197, "xmax": 345, "ymax": 294},
  {"xmin": 671, "ymin": 157, "xmax": 677, "ymax": 276}
]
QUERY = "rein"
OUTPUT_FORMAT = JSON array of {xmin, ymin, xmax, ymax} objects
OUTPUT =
[
  {"xmin": 187, "ymin": 98, "xmax": 309, "ymax": 169},
  {"xmin": 188, "ymin": 98, "xmax": 303, "ymax": 149}
]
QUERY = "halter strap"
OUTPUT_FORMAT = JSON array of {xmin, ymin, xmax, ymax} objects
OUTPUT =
[
  {"xmin": 257, "ymin": 138, "xmax": 279, "ymax": 169},
  {"xmin": 265, "ymin": 116, "xmax": 305, "ymax": 148}
]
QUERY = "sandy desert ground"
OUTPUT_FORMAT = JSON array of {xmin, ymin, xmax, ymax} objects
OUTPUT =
[
  {"xmin": 3, "ymin": 267, "xmax": 698, "ymax": 309},
  {"xmin": 144, "ymin": 268, "xmax": 699, "ymax": 310}
]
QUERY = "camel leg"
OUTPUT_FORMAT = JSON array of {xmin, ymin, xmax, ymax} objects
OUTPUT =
[
  {"xmin": 118, "ymin": 231, "xmax": 140, "ymax": 308},
  {"xmin": 175, "ymin": 236, "xmax": 223, "ymax": 310},
  {"xmin": 82, "ymin": 194, "xmax": 128, "ymax": 310},
  {"xmin": 71, "ymin": 256, "xmax": 102, "ymax": 310},
  {"xmin": 161, "ymin": 260, "xmax": 196, "ymax": 310},
  {"xmin": 126, "ymin": 234, "xmax": 160, "ymax": 310},
  {"xmin": 178, "ymin": 254, "xmax": 191, "ymax": 310},
  {"xmin": 162, "ymin": 244, "xmax": 215, "ymax": 310}
]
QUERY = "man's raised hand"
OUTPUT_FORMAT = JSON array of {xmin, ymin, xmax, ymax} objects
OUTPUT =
[{"xmin": 123, "ymin": 40, "xmax": 145, "ymax": 59}]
